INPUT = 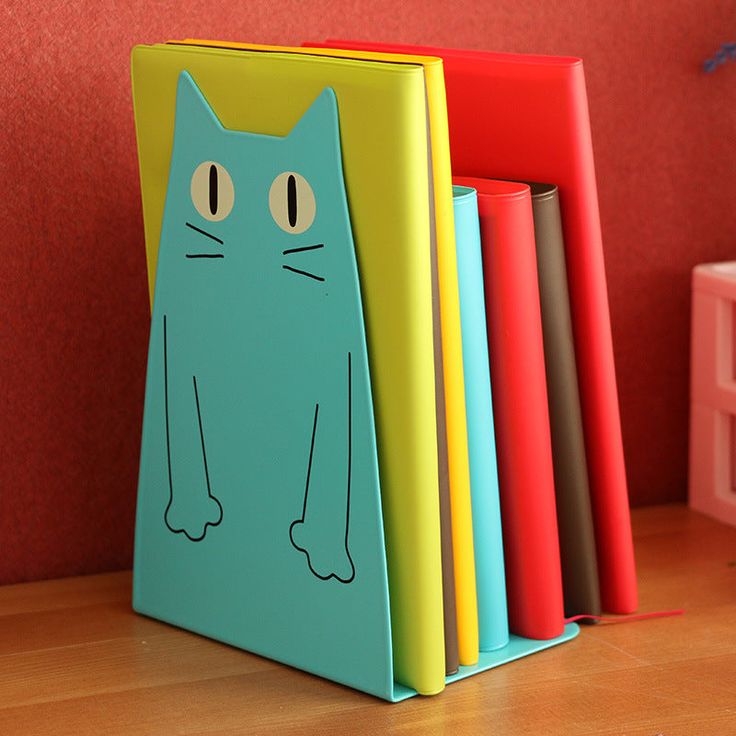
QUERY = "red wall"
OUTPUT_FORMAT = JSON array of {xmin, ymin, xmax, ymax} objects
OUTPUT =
[{"xmin": 2, "ymin": 0, "xmax": 735, "ymax": 584}]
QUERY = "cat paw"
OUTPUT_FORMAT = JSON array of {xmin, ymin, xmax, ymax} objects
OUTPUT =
[
  {"xmin": 165, "ymin": 494, "xmax": 223, "ymax": 541},
  {"xmin": 289, "ymin": 519, "xmax": 355, "ymax": 583}
]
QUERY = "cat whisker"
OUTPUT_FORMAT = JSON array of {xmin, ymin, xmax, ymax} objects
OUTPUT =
[
  {"xmin": 186, "ymin": 254, "xmax": 225, "ymax": 259},
  {"xmin": 282, "ymin": 265, "xmax": 325, "ymax": 282},
  {"xmin": 186, "ymin": 222, "xmax": 224, "ymax": 245},
  {"xmin": 282, "ymin": 243, "xmax": 324, "ymax": 256}
]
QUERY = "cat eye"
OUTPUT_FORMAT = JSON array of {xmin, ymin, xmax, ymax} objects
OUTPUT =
[
  {"xmin": 190, "ymin": 162, "xmax": 235, "ymax": 222},
  {"xmin": 269, "ymin": 172, "xmax": 316, "ymax": 234}
]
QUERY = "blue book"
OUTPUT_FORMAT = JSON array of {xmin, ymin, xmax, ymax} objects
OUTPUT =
[{"xmin": 453, "ymin": 186, "xmax": 508, "ymax": 651}]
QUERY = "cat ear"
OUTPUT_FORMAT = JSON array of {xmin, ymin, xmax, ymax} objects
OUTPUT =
[
  {"xmin": 287, "ymin": 87, "xmax": 340, "ymax": 144},
  {"xmin": 174, "ymin": 71, "xmax": 225, "ymax": 132}
]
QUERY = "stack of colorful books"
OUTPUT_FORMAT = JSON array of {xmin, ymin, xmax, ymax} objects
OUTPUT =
[{"xmin": 131, "ymin": 39, "xmax": 638, "ymax": 702}]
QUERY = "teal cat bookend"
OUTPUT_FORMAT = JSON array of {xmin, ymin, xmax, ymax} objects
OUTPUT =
[{"xmin": 133, "ymin": 70, "xmax": 396, "ymax": 698}]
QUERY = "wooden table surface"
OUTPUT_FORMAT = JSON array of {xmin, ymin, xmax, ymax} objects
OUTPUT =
[{"xmin": 1, "ymin": 504, "xmax": 734, "ymax": 735}]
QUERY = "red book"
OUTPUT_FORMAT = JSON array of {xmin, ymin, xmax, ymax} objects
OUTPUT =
[
  {"xmin": 455, "ymin": 177, "xmax": 564, "ymax": 639},
  {"xmin": 312, "ymin": 40, "xmax": 638, "ymax": 615}
]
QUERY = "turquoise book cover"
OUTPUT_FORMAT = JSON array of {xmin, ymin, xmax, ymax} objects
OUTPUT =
[{"xmin": 452, "ymin": 186, "xmax": 508, "ymax": 651}]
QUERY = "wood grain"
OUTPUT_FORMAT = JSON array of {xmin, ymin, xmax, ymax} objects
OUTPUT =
[{"xmin": 1, "ymin": 505, "xmax": 735, "ymax": 735}]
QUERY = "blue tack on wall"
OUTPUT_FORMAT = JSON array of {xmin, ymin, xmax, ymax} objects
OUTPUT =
[{"xmin": 703, "ymin": 42, "xmax": 736, "ymax": 73}]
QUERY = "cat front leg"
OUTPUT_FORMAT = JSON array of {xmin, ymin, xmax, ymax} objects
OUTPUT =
[
  {"xmin": 289, "ymin": 351, "xmax": 355, "ymax": 583},
  {"xmin": 162, "ymin": 315, "xmax": 223, "ymax": 541}
]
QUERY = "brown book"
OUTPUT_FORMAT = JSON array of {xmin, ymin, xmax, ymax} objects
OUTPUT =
[
  {"xmin": 529, "ymin": 182, "xmax": 601, "ymax": 618},
  {"xmin": 429, "ymin": 192, "xmax": 459, "ymax": 674}
]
